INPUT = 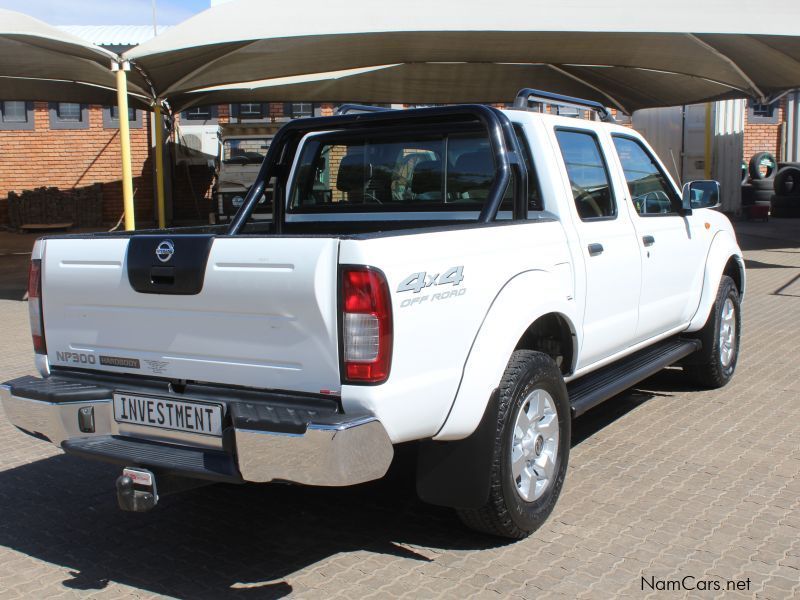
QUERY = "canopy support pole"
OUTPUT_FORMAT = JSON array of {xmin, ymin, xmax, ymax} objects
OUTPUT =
[
  {"xmin": 154, "ymin": 101, "xmax": 166, "ymax": 228},
  {"xmin": 704, "ymin": 102, "xmax": 713, "ymax": 180},
  {"xmin": 113, "ymin": 60, "xmax": 136, "ymax": 231}
]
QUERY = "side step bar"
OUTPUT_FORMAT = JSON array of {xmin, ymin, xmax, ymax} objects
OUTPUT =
[{"xmin": 568, "ymin": 338, "xmax": 701, "ymax": 418}]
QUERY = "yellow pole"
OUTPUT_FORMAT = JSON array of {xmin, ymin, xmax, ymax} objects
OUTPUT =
[
  {"xmin": 154, "ymin": 102, "xmax": 166, "ymax": 228},
  {"xmin": 114, "ymin": 60, "xmax": 135, "ymax": 230},
  {"xmin": 704, "ymin": 102, "xmax": 713, "ymax": 180}
]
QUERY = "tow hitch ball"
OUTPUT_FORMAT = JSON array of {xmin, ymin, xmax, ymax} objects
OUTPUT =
[{"xmin": 116, "ymin": 467, "xmax": 158, "ymax": 512}]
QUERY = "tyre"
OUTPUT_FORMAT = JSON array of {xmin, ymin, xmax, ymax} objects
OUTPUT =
[
  {"xmin": 740, "ymin": 183, "xmax": 754, "ymax": 206},
  {"xmin": 684, "ymin": 275, "xmax": 741, "ymax": 388},
  {"xmin": 774, "ymin": 166, "xmax": 800, "ymax": 197},
  {"xmin": 771, "ymin": 194, "xmax": 800, "ymax": 218},
  {"xmin": 457, "ymin": 350, "xmax": 570, "ymax": 539},
  {"xmin": 750, "ymin": 177, "xmax": 775, "ymax": 192},
  {"xmin": 754, "ymin": 188, "xmax": 774, "ymax": 203},
  {"xmin": 748, "ymin": 152, "xmax": 777, "ymax": 180}
]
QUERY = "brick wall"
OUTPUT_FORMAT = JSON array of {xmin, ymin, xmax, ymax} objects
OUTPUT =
[
  {"xmin": 0, "ymin": 102, "xmax": 154, "ymax": 227},
  {"xmin": 742, "ymin": 98, "xmax": 785, "ymax": 163}
]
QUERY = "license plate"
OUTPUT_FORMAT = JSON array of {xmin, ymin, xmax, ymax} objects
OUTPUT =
[{"xmin": 113, "ymin": 392, "xmax": 223, "ymax": 436}]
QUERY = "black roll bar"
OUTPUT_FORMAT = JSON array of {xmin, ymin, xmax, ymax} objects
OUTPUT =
[
  {"xmin": 227, "ymin": 104, "xmax": 527, "ymax": 235},
  {"xmin": 334, "ymin": 104, "xmax": 395, "ymax": 115},
  {"xmin": 514, "ymin": 88, "xmax": 616, "ymax": 123}
]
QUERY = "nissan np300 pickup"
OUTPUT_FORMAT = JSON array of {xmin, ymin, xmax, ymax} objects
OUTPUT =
[{"xmin": 1, "ymin": 90, "xmax": 744, "ymax": 538}]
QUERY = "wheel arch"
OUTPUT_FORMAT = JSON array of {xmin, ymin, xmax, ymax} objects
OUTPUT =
[
  {"xmin": 687, "ymin": 230, "xmax": 745, "ymax": 332},
  {"xmin": 433, "ymin": 269, "xmax": 579, "ymax": 441},
  {"xmin": 514, "ymin": 312, "xmax": 578, "ymax": 376},
  {"xmin": 724, "ymin": 254, "xmax": 745, "ymax": 299}
]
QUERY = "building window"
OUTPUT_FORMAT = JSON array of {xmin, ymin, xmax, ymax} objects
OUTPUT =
[
  {"xmin": 110, "ymin": 105, "xmax": 136, "ymax": 121},
  {"xmin": 2, "ymin": 101, "xmax": 27, "ymax": 122},
  {"xmin": 48, "ymin": 102, "xmax": 89, "ymax": 129},
  {"xmin": 284, "ymin": 102, "xmax": 315, "ymax": 119},
  {"xmin": 0, "ymin": 101, "xmax": 34, "ymax": 130},
  {"xmin": 240, "ymin": 103, "xmax": 264, "ymax": 119},
  {"xmin": 181, "ymin": 105, "xmax": 218, "ymax": 123},
  {"xmin": 231, "ymin": 102, "xmax": 268, "ymax": 122},
  {"xmin": 102, "ymin": 105, "xmax": 142, "ymax": 129},
  {"xmin": 57, "ymin": 102, "xmax": 82, "ymax": 121},
  {"xmin": 748, "ymin": 100, "xmax": 780, "ymax": 125}
]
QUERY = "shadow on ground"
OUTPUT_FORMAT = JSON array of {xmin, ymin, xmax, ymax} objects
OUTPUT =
[
  {"xmin": 0, "ymin": 253, "xmax": 30, "ymax": 301},
  {"xmin": 0, "ymin": 443, "xmax": 494, "ymax": 599},
  {"xmin": 0, "ymin": 369, "xmax": 692, "ymax": 599}
]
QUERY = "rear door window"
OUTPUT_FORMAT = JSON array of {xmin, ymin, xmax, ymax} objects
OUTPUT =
[{"xmin": 554, "ymin": 129, "xmax": 616, "ymax": 220}]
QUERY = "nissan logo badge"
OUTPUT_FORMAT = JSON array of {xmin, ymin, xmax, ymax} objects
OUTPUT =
[{"xmin": 155, "ymin": 239, "xmax": 175, "ymax": 263}]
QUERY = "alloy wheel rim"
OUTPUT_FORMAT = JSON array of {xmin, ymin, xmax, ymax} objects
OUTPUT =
[
  {"xmin": 719, "ymin": 297, "xmax": 737, "ymax": 368},
  {"xmin": 511, "ymin": 388, "xmax": 559, "ymax": 502}
]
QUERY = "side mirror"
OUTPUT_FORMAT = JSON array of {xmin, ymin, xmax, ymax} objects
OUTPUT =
[{"xmin": 682, "ymin": 180, "xmax": 721, "ymax": 214}]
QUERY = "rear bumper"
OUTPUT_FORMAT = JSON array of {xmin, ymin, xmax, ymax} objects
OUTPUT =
[{"xmin": 0, "ymin": 376, "xmax": 393, "ymax": 487}]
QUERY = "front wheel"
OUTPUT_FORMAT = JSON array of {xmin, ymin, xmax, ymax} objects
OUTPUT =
[
  {"xmin": 457, "ymin": 350, "xmax": 570, "ymax": 539},
  {"xmin": 684, "ymin": 275, "xmax": 741, "ymax": 388}
]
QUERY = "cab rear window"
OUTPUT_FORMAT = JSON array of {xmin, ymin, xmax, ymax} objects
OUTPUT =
[{"xmin": 288, "ymin": 128, "xmax": 540, "ymax": 213}]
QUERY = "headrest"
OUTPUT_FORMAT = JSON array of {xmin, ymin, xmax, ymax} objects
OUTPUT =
[
  {"xmin": 337, "ymin": 154, "xmax": 365, "ymax": 193},
  {"xmin": 411, "ymin": 160, "xmax": 443, "ymax": 194},
  {"xmin": 450, "ymin": 150, "xmax": 494, "ymax": 192}
]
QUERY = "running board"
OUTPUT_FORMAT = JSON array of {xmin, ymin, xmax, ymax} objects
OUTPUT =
[{"xmin": 568, "ymin": 338, "xmax": 701, "ymax": 418}]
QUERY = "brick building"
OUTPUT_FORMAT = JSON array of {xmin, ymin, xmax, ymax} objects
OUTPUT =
[{"xmin": 0, "ymin": 100, "xmax": 154, "ymax": 227}]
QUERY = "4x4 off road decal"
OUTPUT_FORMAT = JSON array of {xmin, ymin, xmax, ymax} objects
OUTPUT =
[
  {"xmin": 397, "ymin": 266, "xmax": 464, "ymax": 293},
  {"xmin": 397, "ymin": 266, "xmax": 466, "ymax": 308}
]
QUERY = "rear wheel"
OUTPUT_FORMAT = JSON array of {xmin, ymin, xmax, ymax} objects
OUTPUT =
[
  {"xmin": 684, "ymin": 275, "xmax": 741, "ymax": 388},
  {"xmin": 457, "ymin": 351, "xmax": 570, "ymax": 539}
]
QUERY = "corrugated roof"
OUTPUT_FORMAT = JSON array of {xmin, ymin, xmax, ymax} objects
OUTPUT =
[{"xmin": 58, "ymin": 25, "xmax": 172, "ymax": 47}]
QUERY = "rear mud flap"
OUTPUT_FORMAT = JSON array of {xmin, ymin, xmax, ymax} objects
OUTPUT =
[{"xmin": 416, "ymin": 391, "xmax": 499, "ymax": 509}]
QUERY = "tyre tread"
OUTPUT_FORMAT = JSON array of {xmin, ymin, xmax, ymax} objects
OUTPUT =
[{"xmin": 684, "ymin": 276, "xmax": 740, "ymax": 388}]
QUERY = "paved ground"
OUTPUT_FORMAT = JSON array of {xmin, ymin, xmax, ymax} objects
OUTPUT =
[{"xmin": 0, "ymin": 220, "xmax": 799, "ymax": 599}]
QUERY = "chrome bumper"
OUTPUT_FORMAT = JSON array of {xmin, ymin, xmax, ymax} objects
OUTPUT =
[{"xmin": 0, "ymin": 382, "xmax": 394, "ymax": 487}]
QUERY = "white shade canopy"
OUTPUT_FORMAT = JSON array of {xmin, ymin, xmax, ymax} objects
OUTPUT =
[
  {"xmin": 0, "ymin": 9, "xmax": 150, "ymax": 104},
  {"xmin": 171, "ymin": 62, "xmax": 744, "ymax": 114},
  {"xmin": 127, "ymin": 0, "xmax": 800, "ymax": 108}
]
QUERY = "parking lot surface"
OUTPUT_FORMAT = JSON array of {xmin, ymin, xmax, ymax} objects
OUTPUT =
[{"xmin": 0, "ymin": 221, "xmax": 799, "ymax": 599}]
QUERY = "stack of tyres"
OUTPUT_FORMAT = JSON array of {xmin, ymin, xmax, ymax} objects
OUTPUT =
[
  {"xmin": 741, "ymin": 152, "xmax": 776, "ymax": 207},
  {"xmin": 771, "ymin": 165, "xmax": 800, "ymax": 217},
  {"xmin": 741, "ymin": 153, "xmax": 775, "ymax": 220}
]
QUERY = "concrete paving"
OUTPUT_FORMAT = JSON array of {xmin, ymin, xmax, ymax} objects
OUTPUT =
[{"xmin": 0, "ymin": 220, "xmax": 798, "ymax": 599}]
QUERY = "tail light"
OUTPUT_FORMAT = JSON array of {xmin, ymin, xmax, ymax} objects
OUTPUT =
[
  {"xmin": 28, "ymin": 259, "xmax": 46, "ymax": 355},
  {"xmin": 341, "ymin": 266, "xmax": 392, "ymax": 384}
]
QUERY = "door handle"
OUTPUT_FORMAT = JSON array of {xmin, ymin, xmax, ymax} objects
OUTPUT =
[
  {"xmin": 642, "ymin": 235, "xmax": 655, "ymax": 247},
  {"xmin": 587, "ymin": 243, "xmax": 604, "ymax": 256}
]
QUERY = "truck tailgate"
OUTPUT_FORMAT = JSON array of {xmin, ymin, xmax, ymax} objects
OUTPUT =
[{"xmin": 41, "ymin": 235, "xmax": 341, "ymax": 394}]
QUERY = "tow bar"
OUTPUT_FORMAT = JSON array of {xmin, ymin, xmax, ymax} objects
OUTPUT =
[
  {"xmin": 116, "ymin": 467, "xmax": 158, "ymax": 512},
  {"xmin": 115, "ymin": 468, "xmax": 214, "ymax": 512}
]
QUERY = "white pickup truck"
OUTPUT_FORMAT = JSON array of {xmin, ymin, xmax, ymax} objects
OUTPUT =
[{"xmin": 1, "ymin": 90, "xmax": 744, "ymax": 539}]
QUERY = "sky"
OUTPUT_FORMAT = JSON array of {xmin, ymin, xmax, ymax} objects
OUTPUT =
[{"xmin": 0, "ymin": 0, "xmax": 211, "ymax": 25}]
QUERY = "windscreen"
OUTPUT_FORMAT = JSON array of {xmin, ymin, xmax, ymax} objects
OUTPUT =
[{"xmin": 288, "ymin": 129, "xmax": 507, "ymax": 213}]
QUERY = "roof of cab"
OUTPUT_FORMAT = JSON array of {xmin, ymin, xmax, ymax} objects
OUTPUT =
[{"xmin": 502, "ymin": 107, "xmax": 641, "ymax": 138}]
